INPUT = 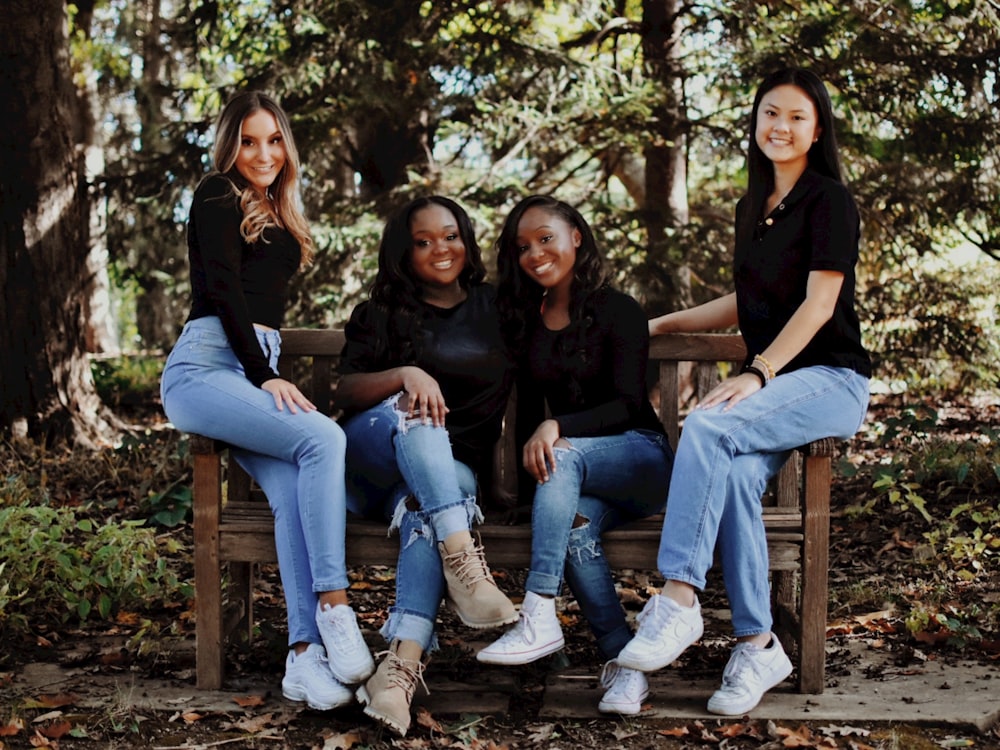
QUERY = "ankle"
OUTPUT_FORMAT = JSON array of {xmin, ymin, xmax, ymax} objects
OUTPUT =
[
  {"xmin": 442, "ymin": 529, "xmax": 473, "ymax": 555},
  {"xmin": 318, "ymin": 591, "xmax": 349, "ymax": 610},
  {"xmin": 661, "ymin": 581, "xmax": 697, "ymax": 608},
  {"xmin": 394, "ymin": 639, "xmax": 424, "ymax": 662}
]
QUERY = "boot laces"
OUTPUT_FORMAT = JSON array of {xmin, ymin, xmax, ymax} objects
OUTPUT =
[
  {"xmin": 377, "ymin": 649, "xmax": 429, "ymax": 699},
  {"xmin": 442, "ymin": 540, "xmax": 494, "ymax": 587}
]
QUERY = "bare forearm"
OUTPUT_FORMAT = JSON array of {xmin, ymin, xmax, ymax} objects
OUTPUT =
[
  {"xmin": 649, "ymin": 293, "xmax": 738, "ymax": 335},
  {"xmin": 334, "ymin": 369, "xmax": 408, "ymax": 412}
]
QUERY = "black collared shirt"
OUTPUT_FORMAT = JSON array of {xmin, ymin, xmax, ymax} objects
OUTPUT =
[{"xmin": 734, "ymin": 169, "xmax": 872, "ymax": 376}]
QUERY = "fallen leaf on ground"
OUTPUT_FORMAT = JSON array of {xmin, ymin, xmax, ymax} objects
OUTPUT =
[
  {"xmin": 321, "ymin": 729, "xmax": 362, "ymax": 749},
  {"xmin": 231, "ymin": 713, "xmax": 274, "ymax": 733},
  {"xmin": 30, "ymin": 712, "xmax": 62, "ymax": 724},
  {"xmin": 0, "ymin": 719, "xmax": 25, "ymax": 736},
  {"xmin": 233, "ymin": 694, "xmax": 266, "ymax": 707},
  {"xmin": 658, "ymin": 725, "xmax": 689, "ymax": 737},
  {"xmin": 820, "ymin": 724, "xmax": 871, "ymax": 738},
  {"xmin": 37, "ymin": 722, "xmax": 71, "ymax": 740},
  {"xmin": 415, "ymin": 707, "xmax": 444, "ymax": 733},
  {"xmin": 26, "ymin": 695, "xmax": 78, "ymax": 710}
]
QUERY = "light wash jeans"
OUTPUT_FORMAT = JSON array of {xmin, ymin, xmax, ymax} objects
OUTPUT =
[
  {"xmin": 657, "ymin": 365, "xmax": 870, "ymax": 637},
  {"xmin": 527, "ymin": 429, "xmax": 673, "ymax": 659},
  {"xmin": 341, "ymin": 395, "xmax": 480, "ymax": 652},
  {"xmin": 160, "ymin": 316, "xmax": 349, "ymax": 647}
]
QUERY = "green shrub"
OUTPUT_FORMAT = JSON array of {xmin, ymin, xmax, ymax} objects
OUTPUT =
[{"xmin": 0, "ymin": 488, "xmax": 192, "ymax": 639}]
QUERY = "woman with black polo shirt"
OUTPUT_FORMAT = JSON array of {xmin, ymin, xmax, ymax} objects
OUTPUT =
[
  {"xmin": 335, "ymin": 196, "xmax": 517, "ymax": 737},
  {"xmin": 617, "ymin": 68, "xmax": 872, "ymax": 716}
]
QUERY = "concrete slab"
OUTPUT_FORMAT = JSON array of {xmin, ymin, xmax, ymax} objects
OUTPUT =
[
  {"xmin": 9, "ymin": 662, "xmax": 516, "ymax": 718},
  {"xmin": 540, "ymin": 641, "xmax": 1000, "ymax": 733},
  {"xmin": 7, "ymin": 640, "xmax": 997, "ymax": 733}
]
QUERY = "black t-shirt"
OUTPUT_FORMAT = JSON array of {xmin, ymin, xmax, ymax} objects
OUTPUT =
[
  {"xmin": 734, "ymin": 169, "xmax": 872, "ymax": 377},
  {"xmin": 338, "ymin": 283, "xmax": 515, "ymax": 472},
  {"xmin": 186, "ymin": 172, "xmax": 300, "ymax": 386},
  {"xmin": 516, "ymin": 287, "xmax": 665, "ymax": 440}
]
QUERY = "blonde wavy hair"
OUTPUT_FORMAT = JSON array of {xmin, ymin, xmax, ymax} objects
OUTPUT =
[{"xmin": 212, "ymin": 91, "xmax": 314, "ymax": 267}]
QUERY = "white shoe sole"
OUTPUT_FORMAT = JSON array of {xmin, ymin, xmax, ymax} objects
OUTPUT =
[
  {"xmin": 447, "ymin": 598, "xmax": 519, "ymax": 630},
  {"xmin": 282, "ymin": 684, "xmax": 352, "ymax": 711},
  {"xmin": 475, "ymin": 635, "xmax": 565, "ymax": 665},
  {"xmin": 598, "ymin": 688, "xmax": 649, "ymax": 715}
]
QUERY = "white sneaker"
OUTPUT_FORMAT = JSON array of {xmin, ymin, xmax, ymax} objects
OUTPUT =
[
  {"xmin": 281, "ymin": 644, "xmax": 354, "ymax": 710},
  {"xmin": 616, "ymin": 594, "xmax": 704, "ymax": 672},
  {"xmin": 316, "ymin": 602, "xmax": 376, "ymax": 684},
  {"xmin": 476, "ymin": 592, "xmax": 565, "ymax": 665},
  {"xmin": 707, "ymin": 635, "xmax": 793, "ymax": 715},
  {"xmin": 598, "ymin": 659, "xmax": 649, "ymax": 715}
]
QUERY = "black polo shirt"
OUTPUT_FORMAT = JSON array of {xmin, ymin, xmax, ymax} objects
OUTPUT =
[{"xmin": 734, "ymin": 170, "xmax": 872, "ymax": 377}]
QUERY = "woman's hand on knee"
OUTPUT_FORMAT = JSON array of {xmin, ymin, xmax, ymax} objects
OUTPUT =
[
  {"xmin": 261, "ymin": 378, "xmax": 317, "ymax": 414},
  {"xmin": 523, "ymin": 419, "xmax": 561, "ymax": 484},
  {"xmin": 399, "ymin": 367, "xmax": 449, "ymax": 426},
  {"xmin": 699, "ymin": 373, "xmax": 761, "ymax": 411}
]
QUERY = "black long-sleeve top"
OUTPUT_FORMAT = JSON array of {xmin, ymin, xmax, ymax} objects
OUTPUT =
[
  {"xmin": 185, "ymin": 172, "xmax": 301, "ymax": 386},
  {"xmin": 338, "ymin": 283, "xmax": 515, "ymax": 473},
  {"xmin": 515, "ymin": 287, "xmax": 665, "ymax": 443}
]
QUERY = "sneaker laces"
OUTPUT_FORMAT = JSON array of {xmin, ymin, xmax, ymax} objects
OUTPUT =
[
  {"xmin": 720, "ymin": 644, "xmax": 755, "ymax": 688},
  {"xmin": 599, "ymin": 659, "xmax": 622, "ymax": 689},
  {"xmin": 635, "ymin": 596, "xmax": 674, "ymax": 638},
  {"xmin": 441, "ymin": 541, "xmax": 495, "ymax": 588},
  {"xmin": 498, "ymin": 608, "xmax": 539, "ymax": 646},
  {"xmin": 323, "ymin": 607, "xmax": 366, "ymax": 646},
  {"xmin": 376, "ymin": 649, "xmax": 429, "ymax": 699}
]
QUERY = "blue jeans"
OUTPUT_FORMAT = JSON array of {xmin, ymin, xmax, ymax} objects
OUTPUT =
[
  {"xmin": 657, "ymin": 365, "xmax": 870, "ymax": 637},
  {"xmin": 160, "ymin": 316, "xmax": 349, "ymax": 647},
  {"xmin": 342, "ymin": 395, "xmax": 480, "ymax": 652},
  {"xmin": 527, "ymin": 429, "xmax": 673, "ymax": 659}
]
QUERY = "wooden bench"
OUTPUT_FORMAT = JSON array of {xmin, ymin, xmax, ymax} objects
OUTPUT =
[{"xmin": 190, "ymin": 329, "xmax": 836, "ymax": 694}]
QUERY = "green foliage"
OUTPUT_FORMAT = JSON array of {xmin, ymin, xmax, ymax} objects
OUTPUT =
[
  {"xmin": 0, "ymin": 488, "xmax": 192, "ymax": 639},
  {"xmin": 845, "ymin": 403, "xmax": 1000, "ymax": 645},
  {"xmin": 91, "ymin": 355, "xmax": 164, "ymax": 409}
]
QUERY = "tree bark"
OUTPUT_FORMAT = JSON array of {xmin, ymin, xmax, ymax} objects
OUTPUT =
[
  {"xmin": 0, "ymin": 0, "xmax": 120, "ymax": 445},
  {"xmin": 640, "ymin": 0, "xmax": 693, "ymax": 312}
]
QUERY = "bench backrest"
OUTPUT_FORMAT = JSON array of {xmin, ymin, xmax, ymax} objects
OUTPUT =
[{"xmin": 275, "ymin": 328, "xmax": 746, "ymax": 448}]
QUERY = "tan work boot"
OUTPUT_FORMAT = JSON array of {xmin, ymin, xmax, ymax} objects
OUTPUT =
[
  {"xmin": 439, "ymin": 537, "xmax": 518, "ymax": 629},
  {"xmin": 355, "ymin": 642, "xmax": 426, "ymax": 737}
]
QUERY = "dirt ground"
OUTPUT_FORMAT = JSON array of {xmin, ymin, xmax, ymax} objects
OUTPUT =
[{"xmin": 1, "ymin": 396, "xmax": 999, "ymax": 749}]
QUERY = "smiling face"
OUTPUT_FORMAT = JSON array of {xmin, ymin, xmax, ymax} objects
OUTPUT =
[
  {"xmin": 515, "ymin": 206, "xmax": 580, "ymax": 295},
  {"xmin": 754, "ymin": 84, "xmax": 822, "ymax": 174},
  {"xmin": 408, "ymin": 203, "xmax": 467, "ymax": 293},
  {"xmin": 234, "ymin": 109, "xmax": 287, "ymax": 193}
]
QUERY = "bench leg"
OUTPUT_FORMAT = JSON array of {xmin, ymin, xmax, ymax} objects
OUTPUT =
[
  {"xmin": 193, "ymin": 452, "xmax": 225, "ymax": 690},
  {"xmin": 799, "ymin": 452, "xmax": 831, "ymax": 694}
]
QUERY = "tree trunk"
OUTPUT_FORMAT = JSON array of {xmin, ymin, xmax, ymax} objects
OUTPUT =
[
  {"xmin": 0, "ymin": 0, "xmax": 120, "ymax": 446},
  {"xmin": 640, "ymin": 0, "xmax": 693, "ymax": 312}
]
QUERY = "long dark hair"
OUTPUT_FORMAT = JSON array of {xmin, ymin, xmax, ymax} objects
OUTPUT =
[
  {"xmin": 495, "ymin": 194, "xmax": 608, "ymax": 357},
  {"xmin": 739, "ymin": 68, "xmax": 844, "ymax": 242},
  {"xmin": 368, "ymin": 195, "xmax": 486, "ymax": 363}
]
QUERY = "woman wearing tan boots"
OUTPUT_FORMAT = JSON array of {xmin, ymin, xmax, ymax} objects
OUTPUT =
[{"xmin": 335, "ymin": 196, "xmax": 516, "ymax": 735}]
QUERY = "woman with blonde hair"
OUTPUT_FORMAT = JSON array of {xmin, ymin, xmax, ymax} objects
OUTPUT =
[{"xmin": 161, "ymin": 91, "xmax": 373, "ymax": 710}]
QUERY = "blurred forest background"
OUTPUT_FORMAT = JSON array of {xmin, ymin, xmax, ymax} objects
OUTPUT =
[{"xmin": 2, "ymin": 0, "xmax": 999, "ymax": 445}]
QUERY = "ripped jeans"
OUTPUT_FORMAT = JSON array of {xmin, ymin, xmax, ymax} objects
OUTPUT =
[
  {"xmin": 527, "ymin": 429, "xmax": 673, "ymax": 659},
  {"xmin": 341, "ymin": 394, "xmax": 480, "ymax": 652}
]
